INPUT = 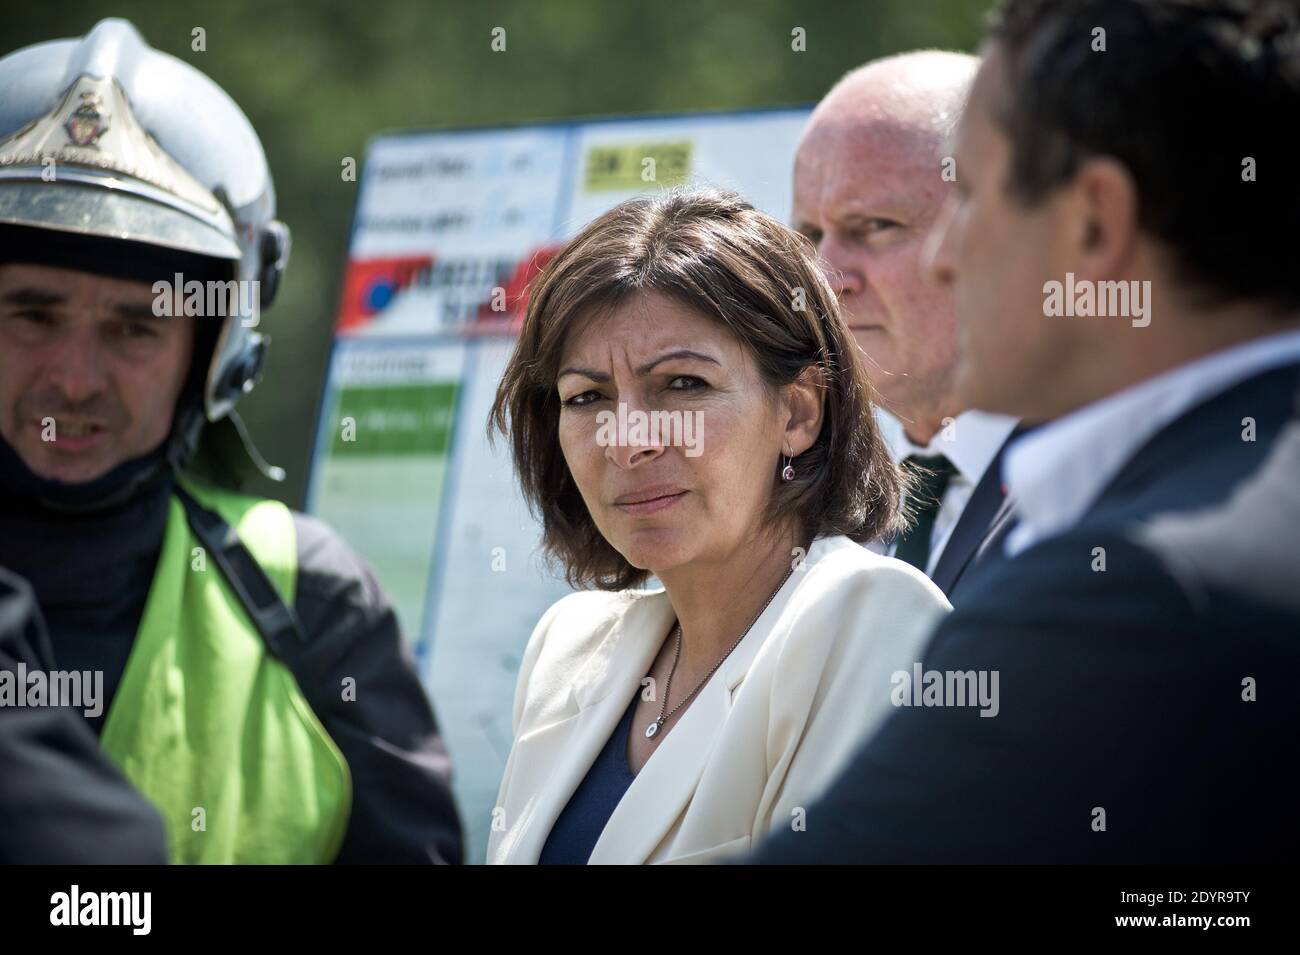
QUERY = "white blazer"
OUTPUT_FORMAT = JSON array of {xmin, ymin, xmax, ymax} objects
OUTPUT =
[{"xmin": 486, "ymin": 535, "xmax": 951, "ymax": 864}]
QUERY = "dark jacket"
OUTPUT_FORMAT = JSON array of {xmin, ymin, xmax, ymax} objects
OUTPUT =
[
  {"xmin": 748, "ymin": 362, "xmax": 1300, "ymax": 863},
  {"xmin": 1, "ymin": 566, "xmax": 168, "ymax": 863},
  {"xmin": 929, "ymin": 428, "xmax": 1021, "ymax": 600},
  {"xmin": 0, "ymin": 464, "xmax": 463, "ymax": 864}
]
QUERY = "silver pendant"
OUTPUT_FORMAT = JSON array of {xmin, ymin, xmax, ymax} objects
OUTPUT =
[{"xmin": 645, "ymin": 721, "xmax": 660, "ymax": 739}]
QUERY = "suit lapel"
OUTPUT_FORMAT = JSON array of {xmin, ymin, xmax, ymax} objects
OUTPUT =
[
  {"xmin": 587, "ymin": 661, "xmax": 729, "ymax": 864},
  {"xmin": 499, "ymin": 590, "xmax": 675, "ymax": 864},
  {"xmin": 588, "ymin": 559, "xmax": 804, "ymax": 864},
  {"xmin": 975, "ymin": 492, "xmax": 1018, "ymax": 564},
  {"xmin": 930, "ymin": 431, "xmax": 1016, "ymax": 596}
]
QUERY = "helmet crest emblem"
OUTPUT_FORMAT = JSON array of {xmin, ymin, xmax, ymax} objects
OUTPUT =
[{"xmin": 64, "ymin": 92, "xmax": 109, "ymax": 147}]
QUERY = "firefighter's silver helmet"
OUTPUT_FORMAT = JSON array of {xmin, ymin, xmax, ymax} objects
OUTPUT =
[{"xmin": 0, "ymin": 18, "xmax": 289, "ymax": 483}]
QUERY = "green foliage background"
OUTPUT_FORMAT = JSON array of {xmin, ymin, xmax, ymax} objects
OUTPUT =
[{"xmin": 2, "ymin": 0, "xmax": 993, "ymax": 507}]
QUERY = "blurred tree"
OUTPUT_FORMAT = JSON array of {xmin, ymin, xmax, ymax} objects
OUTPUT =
[{"xmin": 0, "ymin": 0, "xmax": 992, "ymax": 507}]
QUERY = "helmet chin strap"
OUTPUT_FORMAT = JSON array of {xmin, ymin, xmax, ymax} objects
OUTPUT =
[{"xmin": 167, "ymin": 397, "xmax": 208, "ymax": 475}]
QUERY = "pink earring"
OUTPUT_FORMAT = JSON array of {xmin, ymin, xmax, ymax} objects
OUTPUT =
[{"xmin": 781, "ymin": 453, "xmax": 795, "ymax": 482}]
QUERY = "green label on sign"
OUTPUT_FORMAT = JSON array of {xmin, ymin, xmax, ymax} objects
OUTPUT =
[
  {"xmin": 328, "ymin": 383, "xmax": 458, "ymax": 456},
  {"xmin": 583, "ymin": 141, "xmax": 692, "ymax": 191}
]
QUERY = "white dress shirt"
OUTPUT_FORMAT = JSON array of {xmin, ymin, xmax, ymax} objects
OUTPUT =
[
  {"xmin": 871, "ymin": 409, "xmax": 1018, "ymax": 573},
  {"xmin": 1004, "ymin": 328, "xmax": 1300, "ymax": 557}
]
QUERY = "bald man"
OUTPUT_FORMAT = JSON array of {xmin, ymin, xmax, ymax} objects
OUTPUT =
[{"xmin": 793, "ymin": 51, "xmax": 1019, "ymax": 599}]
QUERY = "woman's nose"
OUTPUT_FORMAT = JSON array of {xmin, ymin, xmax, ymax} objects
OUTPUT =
[{"xmin": 602, "ymin": 394, "xmax": 667, "ymax": 470}]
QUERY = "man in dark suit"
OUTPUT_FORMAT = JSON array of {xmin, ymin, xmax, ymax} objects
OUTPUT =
[
  {"xmin": 793, "ymin": 52, "xmax": 1019, "ymax": 599},
  {"xmin": 749, "ymin": 0, "xmax": 1300, "ymax": 863},
  {"xmin": 2, "ymin": 567, "xmax": 167, "ymax": 863}
]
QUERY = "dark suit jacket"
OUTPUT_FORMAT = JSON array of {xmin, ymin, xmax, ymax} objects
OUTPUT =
[
  {"xmin": 0, "ymin": 567, "xmax": 168, "ymax": 863},
  {"xmin": 748, "ymin": 361, "xmax": 1300, "ymax": 863},
  {"xmin": 929, "ymin": 428, "xmax": 1021, "ymax": 599}
]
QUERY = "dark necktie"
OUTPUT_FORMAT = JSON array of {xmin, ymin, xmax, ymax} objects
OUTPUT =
[{"xmin": 894, "ymin": 453, "xmax": 958, "ymax": 573}]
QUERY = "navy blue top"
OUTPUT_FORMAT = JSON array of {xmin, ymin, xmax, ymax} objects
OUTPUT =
[{"xmin": 538, "ymin": 692, "xmax": 639, "ymax": 865}]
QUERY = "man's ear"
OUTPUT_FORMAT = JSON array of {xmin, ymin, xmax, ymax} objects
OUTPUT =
[
  {"xmin": 1069, "ymin": 156, "xmax": 1140, "ymax": 282},
  {"xmin": 782, "ymin": 364, "xmax": 826, "ymax": 457}
]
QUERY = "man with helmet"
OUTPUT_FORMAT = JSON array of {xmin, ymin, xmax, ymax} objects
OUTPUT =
[{"xmin": 0, "ymin": 19, "xmax": 463, "ymax": 863}]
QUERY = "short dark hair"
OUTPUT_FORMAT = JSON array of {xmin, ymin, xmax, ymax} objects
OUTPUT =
[
  {"xmin": 986, "ymin": 0, "xmax": 1300, "ymax": 311},
  {"xmin": 489, "ymin": 188, "xmax": 906, "ymax": 591}
]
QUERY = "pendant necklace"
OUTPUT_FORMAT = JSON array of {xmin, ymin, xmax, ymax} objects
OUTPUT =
[{"xmin": 645, "ymin": 562, "xmax": 796, "ymax": 740}]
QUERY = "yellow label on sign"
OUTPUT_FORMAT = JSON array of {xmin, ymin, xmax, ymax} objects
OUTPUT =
[{"xmin": 583, "ymin": 141, "xmax": 692, "ymax": 191}]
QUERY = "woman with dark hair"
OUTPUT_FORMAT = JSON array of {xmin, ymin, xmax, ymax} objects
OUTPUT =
[{"xmin": 487, "ymin": 188, "xmax": 949, "ymax": 864}]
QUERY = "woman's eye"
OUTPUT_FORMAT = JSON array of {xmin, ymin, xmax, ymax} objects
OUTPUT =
[
  {"xmin": 561, "ymin": 390, "xmax": 601, "ymax": 407},
  {"xmin": 667, "ymin": 375, "xmax": 707, "ymax": 392}
]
